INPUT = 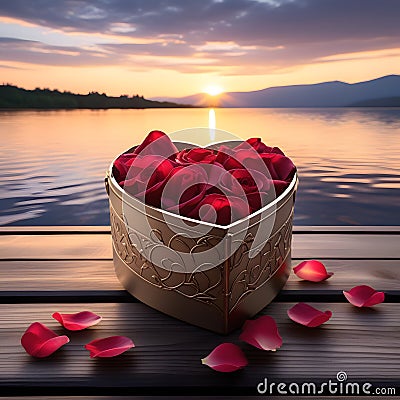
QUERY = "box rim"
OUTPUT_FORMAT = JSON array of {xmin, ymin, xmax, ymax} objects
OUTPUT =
[{"xmin": 107, "ymin": 140, "xmax": 298, "ymax": 231}]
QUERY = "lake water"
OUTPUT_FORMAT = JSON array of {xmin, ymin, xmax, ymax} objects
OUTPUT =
[{"xmin": 0, "ymin": 108, "xmax": 399, "ymax": 226}]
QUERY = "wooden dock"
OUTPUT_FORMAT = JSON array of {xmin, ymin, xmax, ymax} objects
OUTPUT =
[{"xmin": 0, "ymin": 226, "xmax": 399, "ymax": 398}]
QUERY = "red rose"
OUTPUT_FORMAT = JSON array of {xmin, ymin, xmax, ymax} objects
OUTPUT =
[
  {"xmin": 219, "ymin": 169, "xmax": 272, "ymax": 212},
  {"xmin": 176, "ymin": 148, "xmax": 217, "ymax": 165},
  {"xmin": 234, "ymin": 138, "xmax": 296, "ymax": 194},
  {"xmin": 260, "ymin": 153, "xmax": 296, "ymax": 182},
  {"xmin": 233, "ymin": 137, "xmax": 295, "ymax": 182},
  {"xmin": 236, "ymin": 138, "xmax": 285, "ymax": 156},
  {"xmin": 272, "ymin": 179, "xmax": 291, "ymax": 196},
  {"xmin": 121, "ymin": 155, "xmax": 178, "ymax": 207},
  {"xmin": 113, "ymin": 132, "xmax": 296, "ymax": 225},
  {"xmin": 215, "ymin": 145, "xmax": 242, "ymax": 170},
  {"xmin": 187, "ymin": 194, "xmax": 250, "ymax": 225},
  {"xmin": 112, "ymin": 152, "xmax": 137, "ymax": 184},
  {"xmin": 215, "ymin": 145, "xmax": 267, "ymax": 173},
  {"xmin": 113, "ymin": 130, "xmax": 179, "ymax": 184},
  {"xmin": 161, "ymin": 164, "xmax": 209, "ymax": 216},
  {"xmin": 133, "ymin": 130, "xmax": 178, "ymax": 158}
]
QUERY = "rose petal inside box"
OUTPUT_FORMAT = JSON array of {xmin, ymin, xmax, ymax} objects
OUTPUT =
[{"xmin": 106, "ymin": 140, "xmax": 298, "ymax": 334}]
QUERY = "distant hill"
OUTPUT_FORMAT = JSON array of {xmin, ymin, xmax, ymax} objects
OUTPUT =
[
  {"xmin": 0, "ymin": 85, "xmax": 192, "ymax": 109},
  {"xmin": 155, "ymin": 75, "xmax": 400, "ymax": 108}
]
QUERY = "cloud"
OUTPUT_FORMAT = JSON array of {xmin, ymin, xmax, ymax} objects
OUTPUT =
[
  {"xmin": 0, "ymin": 37, "xmax": 118, "ymax": 66},
  {"xmin": 1, "ymin": 0, "xmax": 399, "ymax": 44},
  {"xmin": 0, "ymin": 62, "xmax": 26, "ymax": 70},
  {"xmin": 0, "ymin": 0, "xmax": 399, "ymax": 74}
]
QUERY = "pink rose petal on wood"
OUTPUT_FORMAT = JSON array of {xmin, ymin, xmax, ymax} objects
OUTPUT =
[
  {"xmin": 85, "ymin": 336, "xmax": 134, "ymax": 358},
  {"xmin": 239, "ymin": 315, "xmax": 282, "ymax": 351},
  {"xmin": 21, "ymin": 322, "xmax": 69, "ymax": 358},
  {"xmin": 293, "ymin": 260, "xmax": 334, "ymax": 282},
  {"xmin": 52, "ymin": 311, "xmax": 102, "ymax": 331},
  {"xmin": 343, "ymin": 285, "xmax": 385, "ymax": 307},
  {"xmin": 201, "ymin": 343, "xmax": 248, "ymax": 372},
  {"xmin": 287, "ymin": 303, "xmax": 332, "ymax": 327}
]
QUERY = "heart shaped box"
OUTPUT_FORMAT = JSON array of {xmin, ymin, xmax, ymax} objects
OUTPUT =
[{"xmin": 105, "ymin": 140, "xmax": 298, "ymax": 334}]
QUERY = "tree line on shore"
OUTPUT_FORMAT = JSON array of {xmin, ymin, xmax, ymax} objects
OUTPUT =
[{"xmin": 0, "ymin": 84, "xmax": 191, "ymax": 109}]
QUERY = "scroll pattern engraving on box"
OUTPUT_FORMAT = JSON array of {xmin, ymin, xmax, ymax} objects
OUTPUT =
[
  {"xmin": 111, "ymin": 207, "xmax": 293, "ymax": 315},
  {"xmin": 110, "ymin": 208, "xmax": 224, "ymax": 313}
]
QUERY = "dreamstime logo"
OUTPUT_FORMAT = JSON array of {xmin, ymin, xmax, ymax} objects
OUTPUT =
[
  {"xmin": 256, "ymin": 371, "xmax": 396, "ymax": 396},
  {"xmin": 121, "ymin": 127, "xmax": 278, "ymax": 273},
  {"xmin": 336, "ymin": 371, "xmax": 348, "ymax": 382}
]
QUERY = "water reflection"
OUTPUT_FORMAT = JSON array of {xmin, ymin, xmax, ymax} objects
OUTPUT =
[
  {"xmin": 0, "ymin": 108, "xmax": 399, "ymax": 225},
  {"xmin": 209, "ymin": 108, "xmax": 216, "ymax": 142}
]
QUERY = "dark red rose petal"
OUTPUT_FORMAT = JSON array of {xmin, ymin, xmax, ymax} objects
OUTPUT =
[
  {"xmin": 133, "ymin": 130, "xmax": 178, "ymax": 158},
  {"xmin": 161, "ymin": 164, "xmax": 209, "ymax": 215},
  {"xmin": 269, "ymin": 146, "xmax": 285, "ymax": 155},
  {"xmin": 176, "ymin": 148, "xmax": 217, "ymax": 165},
  {"xmin": 112, "ymin": 152, "xmax": 137, "ymax": 183},
  {"xmin": 273, "ymin": 154, "xmax": 296, "ymax": 181},
  {"xmin": 246, "ymin": 191, "xmax": 271, "ymax": 212},
  {"xmin": 235, "ymin": 149, "xmax": 268, "ymax": 172},
  {"xmin": 52, "ymin": 311, "xmax": 102, "ymax": 331},
  {"xmin": 188, "ymin": 193, "xmax": 249, "ymax": 225},
  {"xmin": 239, "ymin": 315, "xmax": 282, "ymax": 351},
  {"xmin": 293, "ymin": 260, "xmax": 334, "ymax": 282},
  {"xmin": 84, "ymin": 336, "xmax": 134, "ymax": 358},
  {"xmin": 261, "ymin": 153, "xmax": 296, "ymax": 182},
  {"xmin": 215, "ymin": 145, "xmax": 244, "ymax": 170},
  {"xmin": 230, "ymin": 168, "xmax": 271, "ymax": 193},
  {"xmin": 225, "ymin": 168, "xmax": 272, "ymax": 211},
  {"xmin": 234, "ymin": 138, "xmax": 285, "ymax": 156},
  {"xmin": 201, "ymin": 343, "xmax": 248, "ymax": 372},
  {"xmin": 216, "ymin": 145, "xmax": 269, "ymax": 174},
  {"xmin": 343, "ymin": 285, "xmax": 385, "ymax": 307},
  {"xmin": 287, "ymin": 303, "xmax": 332, "ymax": 327},
  {"xmin": 21, "ymin": 322, "xmax": 69, "ymax": 358},
  {"xmin": 246, "ymin": 137, "xmax": 272, "ymax": 153},
  {"xmin": 273, "ymin": 179, "xmax": 289, "ymax": 196},
  {"xmin": 122, "ymin": 156, "xmax": 178, "ymax": 207}
]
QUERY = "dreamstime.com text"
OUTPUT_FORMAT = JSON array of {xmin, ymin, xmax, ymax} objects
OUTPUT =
[{"xmin": 257, "ymin": 371, "xmax": 397, "ymax": 396}]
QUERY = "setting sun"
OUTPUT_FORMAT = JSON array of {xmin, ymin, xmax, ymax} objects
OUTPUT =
[{"xmin": 203, "ymin": 85, "xmax": 224, "ymax": 96}]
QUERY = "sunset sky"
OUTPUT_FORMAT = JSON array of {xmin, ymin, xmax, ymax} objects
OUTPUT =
[{"xmin": 1, "ymin": 0, "xmax": 400, "ymax": 97}]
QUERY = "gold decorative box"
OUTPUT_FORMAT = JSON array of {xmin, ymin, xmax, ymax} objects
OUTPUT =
[{"xmin": 105, "ymin": 140, "xmax": 298, "ymax": 334}]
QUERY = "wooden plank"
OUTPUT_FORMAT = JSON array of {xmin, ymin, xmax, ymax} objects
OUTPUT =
[
  {"xmin": 0, "ymin": 226, "xmax": 111, "ymax": 235},
  {"xmin": 0, "ymin": 261, "xmax": 121, "ymax": 291},
  {"xmin": 3, "ymin": 398, "xmax": 398, "ymax": 400},
  {"xmin": 0, "ymin": 233, "xmax": 399, "ymax": 261},
  {"xmin": 0, "ymin": 303, "xmax": 399, "ymax": 396},
  {"xmin": 293, "ymin": 226, "xmax": 400, "ymax": 234},
  {"xmin": 292, "ymin": 234, "xmax": 400, "ymax": 259},
  {"xmin": 1, "ymin": 226, "xmax": 399, "ymax": 234},
  {"xmin": 0, "ymin": 234, "xmax": 111, "ymax": 260},
  {"xmin": 286, "ymin": 259, "xmax": 400, "ymax": 291},
  {"xmin": 0, "ymin": 260, "xmax": 399, "ymax": 298}
]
